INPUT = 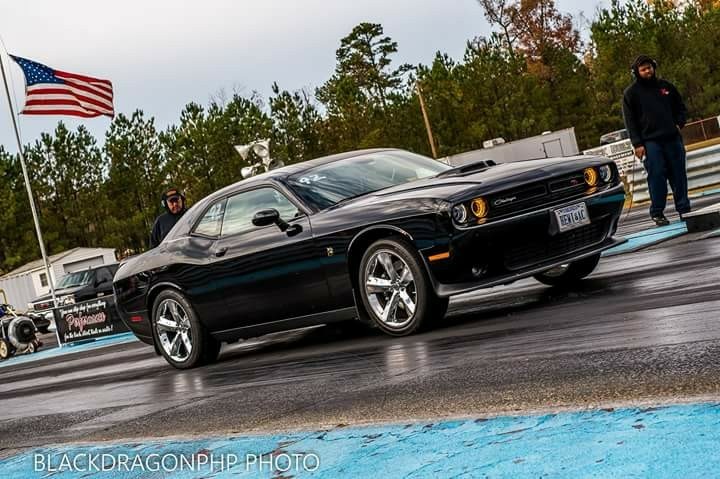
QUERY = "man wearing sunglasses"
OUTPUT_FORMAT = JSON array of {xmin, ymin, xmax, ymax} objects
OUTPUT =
[{"xmin": 149, "ymin": 187, "xmax": 187, "ymax": 248}]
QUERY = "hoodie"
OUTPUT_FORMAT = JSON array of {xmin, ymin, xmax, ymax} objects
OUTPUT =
[
  {"xmin": 149, "ymin": 210, "xmax": 186, "ymax": 248},
  {"xmin": 622, "ymin": 62, "xmax": 687, "ymax": 148}
]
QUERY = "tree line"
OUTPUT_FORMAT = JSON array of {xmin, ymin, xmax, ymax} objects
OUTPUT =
[{"xmin": 1, "ymin": 0, "xmax": 718, "ymax": 272}]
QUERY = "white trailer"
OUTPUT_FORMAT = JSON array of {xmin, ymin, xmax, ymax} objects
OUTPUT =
[{"xmin": 443, "ymin": 128, "xmax": 580, "ymax": 166}]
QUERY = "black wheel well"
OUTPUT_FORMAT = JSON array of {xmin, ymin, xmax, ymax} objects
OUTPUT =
[
  {"xmin": 347, "ymin": 228, "xmax": 412, "ymax": 291},
  {"xmin": 147, "ymin": 285, "xmax": 180, "ymax": 316}
]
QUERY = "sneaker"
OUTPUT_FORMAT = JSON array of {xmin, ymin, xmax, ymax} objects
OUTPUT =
[{"xmin": 652, "ymin": 215, "xmax": 670, "ymax": 226}]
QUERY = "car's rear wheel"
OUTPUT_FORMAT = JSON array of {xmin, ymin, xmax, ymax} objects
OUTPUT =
[
  {"xmin": 152, "ymin": 290, "xmax": 221, "ymax": 369},
  {"xmin": 533, "ymin": 253, "xmax": 601, "ymax": 287},
  {"xmin": 358, "ymin": 238, "xmax": 447, "ymax": 336}
]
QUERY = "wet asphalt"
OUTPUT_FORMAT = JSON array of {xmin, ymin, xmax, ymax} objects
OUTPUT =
[{"xmin": 1, "ymin": 208, "xmax": 720, "ymax": 456}]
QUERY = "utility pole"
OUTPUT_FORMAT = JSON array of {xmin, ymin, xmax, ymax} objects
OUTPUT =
[{"xmin": 415, "ymin": 82, "xmax": 438, "ymax": 159}]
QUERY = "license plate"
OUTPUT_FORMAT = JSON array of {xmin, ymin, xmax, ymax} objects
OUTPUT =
[{"xmin": 554, "ymin": 202, "xmax": 590, "ymax": 233}]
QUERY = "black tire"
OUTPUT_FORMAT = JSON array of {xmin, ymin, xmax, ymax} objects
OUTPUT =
[
  {"xmin": 151, "ymin": 289, "xmax": 221, "ymax": 369},
  {"xmin": 533, "ymin": 253, "xmax": 602, "ymax": 287},
  {"xmin": 358, "ymin": 237, "xmax": 446, "ymax": 336}
]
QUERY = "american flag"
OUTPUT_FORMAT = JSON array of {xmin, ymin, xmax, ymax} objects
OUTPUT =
[{"xmin": 10, "ymin": 55, "xmax": 114, "ymax": 118}]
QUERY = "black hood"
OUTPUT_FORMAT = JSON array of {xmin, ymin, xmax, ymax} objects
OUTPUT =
[{"xmin": 332, "ymin": 155, "xmax": 611, "ymax": 206}]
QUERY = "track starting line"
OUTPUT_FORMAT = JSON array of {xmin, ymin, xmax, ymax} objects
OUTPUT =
[{"xmin": 1, "ymin": 402, "xmax": 719, "ymax": 478}]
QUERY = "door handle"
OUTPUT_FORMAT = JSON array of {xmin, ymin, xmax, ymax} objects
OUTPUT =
[{"xmin": 214, "ymin": 247, "xmax": 228, "ymax": 257}]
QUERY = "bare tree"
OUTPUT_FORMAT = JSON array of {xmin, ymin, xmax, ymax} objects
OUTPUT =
[{"xmin": 477, "ymin": 0, "xmax": 519, "ymax": 53}]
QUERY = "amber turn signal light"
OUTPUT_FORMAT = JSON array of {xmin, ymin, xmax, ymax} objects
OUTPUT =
[{"xmin": 428, "ymin": 251, "xmax": 451, "ymax": 262}]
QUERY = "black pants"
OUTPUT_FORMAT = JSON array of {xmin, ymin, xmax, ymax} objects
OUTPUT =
[{"xmin": 643, "ymin": 136, "xmax": 691, "ymax": 217}]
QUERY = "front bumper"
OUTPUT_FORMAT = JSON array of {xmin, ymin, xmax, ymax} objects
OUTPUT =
[{"xmin": 424, "ymin": 183, "xmax": 626, "ymax": 297}]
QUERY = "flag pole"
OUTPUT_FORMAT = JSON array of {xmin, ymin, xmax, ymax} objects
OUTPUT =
[{"xmin": 0, "ymin": 52, "xmax": 61, "ymax": 347}]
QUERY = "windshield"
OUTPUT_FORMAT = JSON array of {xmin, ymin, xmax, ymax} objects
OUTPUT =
[
  {"xmin": 286, "ymin": 151, "xmax": 450, "ymax": 210},
  {"xmin": 56, "ymin": 270, "xmax": 94, "ymax": 289}
]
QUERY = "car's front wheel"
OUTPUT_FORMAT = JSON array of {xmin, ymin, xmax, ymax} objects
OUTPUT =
[
  {"xmin": 533, "ymin": 253, "xmax": 602, "ymax": 287},
  {"xmin": 152, "ymin": 290, "xmax": 221, "ymax": 369},
  {"xmin": 358, "ymin": 238, "xmax": 447, "ymax": 336},
  {"xmin": 0, "ymin": 338, "xmax": 9, "ymax": 360}
]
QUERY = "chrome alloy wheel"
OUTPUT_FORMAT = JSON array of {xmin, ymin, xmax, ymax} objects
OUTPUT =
[
  {"xmin": 364, "ymin": 249, "xmax": 417, "ymax": 328},
  {"xmin": 155, "ymin": 299, "xmax": 193, "ymax": 363}
]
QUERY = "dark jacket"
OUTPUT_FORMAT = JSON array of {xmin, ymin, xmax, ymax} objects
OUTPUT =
[
  {"xmin": 622, "ymin": 78, "xmax": 687, "ymax": 147},
  {"xmin": 149, "ymin": 211, "xmax": 185, "ymax": 248}
]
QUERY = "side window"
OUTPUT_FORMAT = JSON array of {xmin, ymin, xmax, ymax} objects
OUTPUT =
[
  {"xmin": 95, "ymin": 268, "xmax": 113, "ymax": 284},
  {"xmin": 222, "ymin": 188, "xmax": 301, "ymax": 237},
  {"xmin": 194, "ymin": 199, "xmax": 227, "ymax": 237}
]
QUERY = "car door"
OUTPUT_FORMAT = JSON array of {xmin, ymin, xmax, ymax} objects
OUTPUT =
[{"xmin": 201, "ymin": 186, "xmax": 330, "ymax": 332}]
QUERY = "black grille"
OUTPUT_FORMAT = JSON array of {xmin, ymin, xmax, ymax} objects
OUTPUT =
[
  {"xmin": 548, "ymin": 173, "xmax": 586, "ymax": 193},
  {"xmin": 504, "ymin": 220, "xmax": 608, "ymax": 271},
  {"xmin": 488, "ymin": 172, "xmax": 595, "ymax": 218},
  {"xmin": 491, "ymin": 184, "xmax": 547, "ymax": 208}
]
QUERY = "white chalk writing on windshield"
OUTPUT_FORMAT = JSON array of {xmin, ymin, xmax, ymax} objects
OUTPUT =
[{"xmin": 298, "ymin": 174, "xmax": 327, "ymax": 184}]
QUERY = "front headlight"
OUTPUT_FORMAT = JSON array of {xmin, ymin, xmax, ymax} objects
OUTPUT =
[
  {"xmin": 451, "ymin": 204, "xmax": 468, "ymax": 223},
  {"xmin": 471, "ymin": 197, "xmax": 489, "ymax": 219},
  {"xmin": 584, "ymin": 167, "xmax": 599, "ymax": 187},
  {"xmin": 599, "ymin": 164, "xmax": 613, "ymax": 183}
]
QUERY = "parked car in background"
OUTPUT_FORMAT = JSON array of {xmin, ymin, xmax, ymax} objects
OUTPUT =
[
  {"xmin": 28, "ymin": 264, "xmax": 119, "ymax": 329},
  {"xmin": 599, "ymin": 129, "xmax": 629, "ymax": 145},
  {"xmin": 114, "ymin": 148, "xmax": 626, "ymax": 369}
]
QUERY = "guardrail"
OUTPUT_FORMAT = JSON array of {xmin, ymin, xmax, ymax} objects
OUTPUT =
[
  {"xmin": 625, "ymin": 143, "xmax": 720, "ymax": 203},
  {"xmin": 583, "ymin": 116, "xmax": 720, "ymax": 204}
]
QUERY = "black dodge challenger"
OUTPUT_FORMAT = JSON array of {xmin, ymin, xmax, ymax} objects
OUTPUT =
[{"xmin": 114, "ymin": 148, "xmax": 626, "ymax": 368}]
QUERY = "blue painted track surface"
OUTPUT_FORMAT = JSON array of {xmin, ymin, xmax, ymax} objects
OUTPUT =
[
  {"xmin": 604, "ymin": 221, "xmax": 688, "ymax": 256},
  {"xmin": 2, "ymin": 402, "xmax": 719, "ymax": 478},
  {"xmin": 0, "ymin": 332, "xmax": 138, "ymax": 369}
]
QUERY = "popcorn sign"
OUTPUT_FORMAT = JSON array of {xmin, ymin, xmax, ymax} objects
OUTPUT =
[{"xmin": 54, "ymin": 296, "xmax": 129, "ymax": 344}]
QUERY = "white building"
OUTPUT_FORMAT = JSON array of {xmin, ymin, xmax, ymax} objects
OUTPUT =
[{"xmin": 0, "ymin": 247, "xmax": 117, "ymax": 311}]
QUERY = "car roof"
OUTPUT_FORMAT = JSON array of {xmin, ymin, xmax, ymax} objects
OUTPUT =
[
  {"xmin": 207, "ymin": 148, "xmax": 399, "ymax": 199},
  {"xmin": 71, "ymin": 263, "xmax": 118, "ymax": 272}
]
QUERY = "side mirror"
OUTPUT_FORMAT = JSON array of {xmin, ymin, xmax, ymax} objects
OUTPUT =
[{"xmin": 252, "ymin": 209, "xmax": 281, "ymax": 227}]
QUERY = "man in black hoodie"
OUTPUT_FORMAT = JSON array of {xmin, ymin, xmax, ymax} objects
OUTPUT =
[
  {"xmin": 622, "ymin": 55, "xmax": 690, "ymax": 226},
  {"xmin": 149, "ymin": 187, "xmax": 187, "ymax": 248}
]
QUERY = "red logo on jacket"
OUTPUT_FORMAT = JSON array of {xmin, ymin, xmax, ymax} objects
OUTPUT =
[{"xmin": 660, "ymin": 88, "xmax": 670, "ymax": 96}]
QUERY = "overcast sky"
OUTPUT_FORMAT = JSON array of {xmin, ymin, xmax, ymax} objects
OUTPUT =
[{"xmin": 0, "ymin": 0, "xmax": 604, "ymax": 152}]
